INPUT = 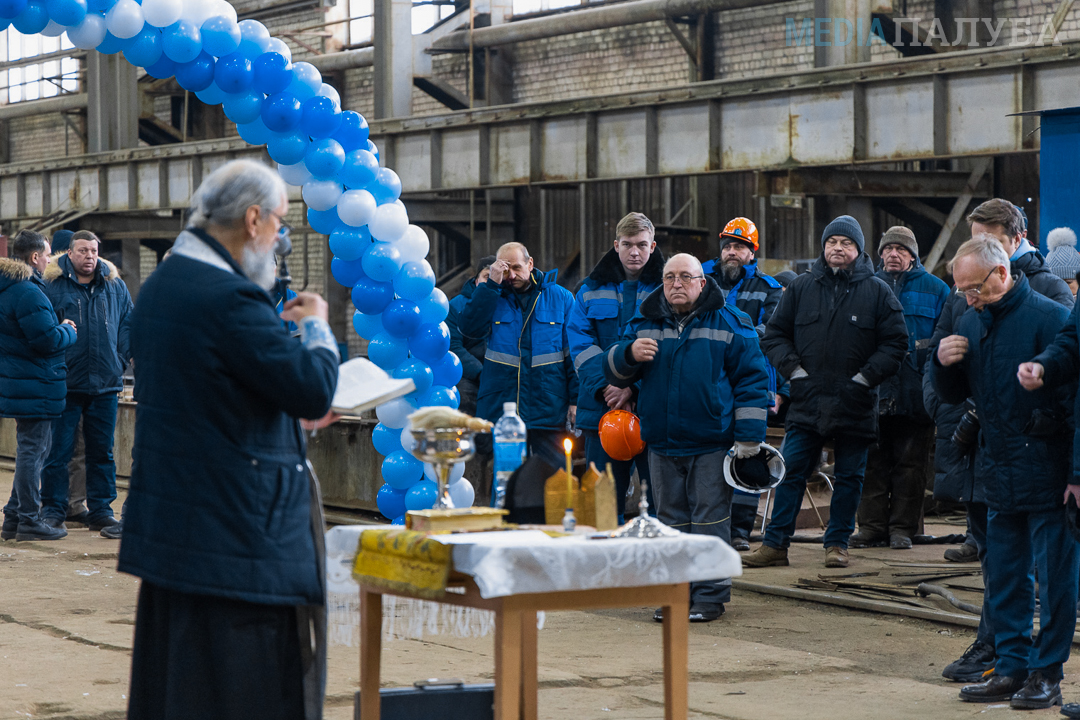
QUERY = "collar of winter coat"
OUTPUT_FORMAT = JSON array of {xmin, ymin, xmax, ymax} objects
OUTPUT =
[
  {"xmin": 811, "ymin": 252, "xmax": 875, "ymax": 284},
  {"xmin": 0, "ymin": 257, "xmax": 34, "ymax": 292},
  {"xmin": 44, "ymin": 252, "xmax": 120, "ymax": 286},
  {"xmin": 498, "ymin": 267, "xmax": 557, "ymax": 297},
  {"xmin": 585, "ymin": 247, "xmax": 665, "ymax": 288},
  {"xmin": 171, "ymin": 227, "xmax": 246, "ymax": 277},
  {"xmin": 460, "ymin": 276, "xmax": 478, "ymax": 299},
  {"xmin": 1010, "ymin": 248, "xmax": 1049, "ymax": 276},
  {"xmin": 875, "ymin": 255, "xmax": 927, "ymax": 285},
  {"xmin": 639, "ymin": 274, "xmax": 725, "ymax": 322},
  {"xmin": 983, "ymin": 270, "xmax": 1032, "ymax": 319},
  {"xmin": 1010, "ymin": 237, "xmax": 1037, "ymax": 261}
]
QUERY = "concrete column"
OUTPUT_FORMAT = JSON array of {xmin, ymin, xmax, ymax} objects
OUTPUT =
[
  {"xmin": 813, "ymin": 0, "xmax": 871, "ymax": 67},
  {"xmin": 373, "ymin": 0, "xmax": 414, "ymax": 119},
  {"xmin": 86, "ymin": 52, "xmax": 138, "ymax": 153}
]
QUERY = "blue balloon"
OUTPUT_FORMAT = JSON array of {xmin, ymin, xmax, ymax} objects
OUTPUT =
[
  {"xmin": 213, "ymin": 52, "xmax": 253, "ymax": 94},
  {"xmin": 361, "ymin": 241, "xmax": 402, "ymax": 283},
  {"xmin": 304, "ymin": 138, "xmax": 345, "ymax": 180},
  {"xmin": 351, "ymin": 310, "xmax": 382, "ymax": 340},
  {"xmin": 175, "ymin": 51, "xmax": 215, "ymax": 92},
  {"xmin": 252, "ymin": 50, "xmax": 292, "ymax": 95},
  {"xmin": 84, "ymin": 0, "xmax": 110, "ymax": 10},
  {"xmin": 418, "ymin": 385, "xmax": 458, "ymax": 409},
  {"xmin": 288, "ymin": 60, "xmax": 321, "ymax": 101},
  {"xmin": 261, "ymin": 92, "xmax": 302, "ymax": 133},
  {"xmin": 368, "ymin": 332, "xmax": 409, "ymax": 370},
  {"xmin": 307, "ymin": 206, "xmax": 340, "ymax": 236},
  {"xmin": 382, "ymin": 451, "xmax": 423, "ymax": 491},
  {"xmin": 195, "ymin": 81, "xmax": 228, "ymax": 106},
  {"xmin": 0, "ymin": 0, "xmax": 27, "ymax": 19},
  {"xmin": 222, "ymin": 90, "xmax": 263, "ymax": 125},
  {"xmin": 372, "ymin": 423, "xmax": 403, "ymax": 456},
  {"xmin": 143, "ymin": 53, "xmax": 175, "ymax": 79},
  {"xmin": 417, "ymin": 288, "xmax": 449, "ymax": 325},
  {"xmin": 94, "ymin": 29, "xmax": 132, "ymax": 55},
  {"xmin": 123, "ymin": 25, "xmax": 163, "ymax": 68},
  {"xmin": 333, "ymin": 111, "xmax": 370, "ymax": 152},
  {"xmin": 376, "ymin": 483, "xmax": 408, "ymax": 520},
  {"xmin": 405, "ymin": 480, "xmax": 438, "ymax": 510},
  {"xmin": 46, "ymin": 0, "xmax": 84, "ymax": 26},
  {"xmin": 12, "ymin": 0, "xmax": 47, "ymax": 32},
  {"xmin": 267, "ymin": 132, "xmax": 310, "ymax": 166},
  {"xmin": 300, "ymin": 95, "xmax": 341, "ymax": 139},
  {"xmin": 340, "ymin": 149, "xmax": 380, "ymax": 190},
  {"xmin": 367, "ymin": 139, "xmax": 380, "ymax": 159},
  {"xmin": 391, "ymin": 514, "xmax": 406, "ymax": 526},
  {"xmin": 329, "ymin": 225, "xmax": 368, "ymax": 262},
  {"xmin": 237, "ymin": 19, "xmax": 271, "ymax": 58},
  {"xmin": 201, "ymin": 15, "xmax": 240, "ymax": 57},
  {"xmin": 371, "ymin": 168, "xmax": 403, "ymax": 205},
  {"xmin": 382, "ymin": 299, "xmax": 422, "ymax": 339},
  {"xmin": 0, "ymin": 16, "xmax": 9, "ymax": 29},
  {"xmin": 393, "ymin": 261, "xmax": 436, "ymax": 302},
  {"xmin": 393, "ymin": 358, "xmax": 433, "ymax": 396},
  {"xmin": 237, "ymin": 116, "xmax": 273, "ymax": 146},
  {"xmin": 432, "ymin": 351, "xmax": 463, "ymax": 388},
  {"xmin": 351, "ymin": 276, "xmax": 394, "ymax": 315},
  {"xmin": 162, "ymin": 19, "xmax": 202, "ymax": 64},
  {"xmin": 408, "ymin": 323, "xmax": 451, "ymax": 364}
]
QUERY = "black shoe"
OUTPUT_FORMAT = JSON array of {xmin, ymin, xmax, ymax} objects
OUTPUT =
[
  {"xmin": 890, "ymin": 534, "xmax": 913, "ymax": 550},
  {"xmin": 42, "ymin": 516, "xmax": 66, "ymax": 529},
  {"xmin": 960, "ymin": 674, "xmax": 1027, "ymax": 703},
  {"xmin": 653, "ymin": 607, "xmax": 664, "ymax": 623},
  {"xmin": 65, "ymin": 510, "xmax": 89, "ymax": 526},
  {"xmin": 942, "ymin": 640, "xmax": 996, "ymax": 682},
  {"xmin": 945, "ymin": 543, "xmax": 979, "ymax": 563},
  {"xmin": 849, "ymin": 531, "xmax": 885, "ymax": 549},
  {"xmin": 1, "ymin": 514, "xmax": 17, "ymax": 541},
  {"xmin": 688, "ymin": 603, "xmax": 724, "ymax": 622},
  {"xmin": 731, "ymin": 537, "xmax": 751, "ymax": 552},
  {"xmin": 1010, "ymin": 670, "xmax": 1062, "ymax": 709},
  {"xmin": 99, "ymin": 521, "xmax": 122, "ymax": 540},
  {"xmin": 1061, "ymin": 701, "xmax": 1080, "ymax": 718},
  {"xmin": 15, "ymin": 518, "xmax": 67, "ymax": 541},
  {"xmin": 88, "ymin": 516, "xmax": 119, "ymax": 532}
]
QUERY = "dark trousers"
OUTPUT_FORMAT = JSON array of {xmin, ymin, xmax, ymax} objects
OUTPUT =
[
  {"xmin": 583, "ymin": 429, "xmax": 651, "ymax": 522},
  {"xmin": 527, "ymin": 428, "xmax": 569, "ymax": 471},
  {"xmin": 128, "ymin": 581, "xmax": 307, "ymax": 720},
  {"xmin": 40, "ymin": 392, "xmax": 118, "ymax": 522},
  {"xmin": 648, "ymin": 448, "xmax": 732, "ymax": 604},
  {"xmin": 857, "ymin": 418, "xmax": 934, "ymax": 539},
  {"xmin": 986, "ymin": 506, "xmax": 1079, "ymax": 681},
  {"xmin": 764, "ymin": 428, "xmax": 870, "ymax": 550},
  {"xmin": 730, "ymin": 496, "xmax": 759, "ymax": 540},
  {"xmin": 966, "ymin": 501, "xmax": 996, "ymax": 649},
  {"xmin": 3, "ymin": 418, "xmax": 52, "ymax": 524}
]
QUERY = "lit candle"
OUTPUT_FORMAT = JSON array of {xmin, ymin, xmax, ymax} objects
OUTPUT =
[{"xmin": 563, "ymin": 437, "xmax": 574, "ymax": 508}]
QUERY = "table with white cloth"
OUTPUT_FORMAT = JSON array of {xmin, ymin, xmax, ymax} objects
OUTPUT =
[{"xmin": 325, "ymin": 525, "xmax": 742, "ymax": 720}]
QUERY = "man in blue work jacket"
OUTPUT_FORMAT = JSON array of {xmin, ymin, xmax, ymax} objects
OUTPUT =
[
  {"xmin": 568, "ymin": 212, "xmax": 663, "ymax": 521},
  {"xmin": 604, "ymin": 253, "xmax": 771, "ymax": 622},
  {"xmin": 459, "ymin": 242, "xmax": 577, "ymax": 469}
]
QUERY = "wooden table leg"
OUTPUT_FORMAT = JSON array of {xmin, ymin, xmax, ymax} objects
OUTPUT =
[
  {"xmin": 662, "ymin": 584, "xmax": 690, "ymax": 720},
  {"xmin": 359, "ymin": 587, "xmax": 383, "ymax": 720},
  {"xmin": 494, "ymin": 606, "xmax": 523, "ymax": 720},
  {"xmin": 520, "ymin": 610, "xmax": 538, "ymax": 720}
]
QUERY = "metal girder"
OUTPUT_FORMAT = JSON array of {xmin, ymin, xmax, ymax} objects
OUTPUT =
[
  {"xmin": 0, "ymin": 93, "xmax": 86, "ymax": 121},
  {"xmin": 785, "ymin": 168, "xmax": 992, "ymax": 197}
]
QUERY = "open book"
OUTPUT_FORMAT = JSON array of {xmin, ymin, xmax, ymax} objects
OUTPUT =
[{"xmin": 331, "ymin": 357, "xmax": 415, "ymax": 415}]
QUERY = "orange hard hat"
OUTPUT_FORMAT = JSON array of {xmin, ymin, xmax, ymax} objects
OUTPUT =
[
  {"xmin": 720, "ymin": 217, "xmax": 759, "ymax": 253},
  {"xmin": 599, "ymin": 409, "xmax": 646, "ymax": 462}
]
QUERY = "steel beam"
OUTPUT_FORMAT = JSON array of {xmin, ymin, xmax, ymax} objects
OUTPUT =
[
  {"xmin": 307, "ymin": 47, "xmax": 374, "ymax": 72},
  {"xmin": 0, "ymin": 93, "xmax": 86, "ymax": 121},
  {"xmin": 786, "ymin": 168, "xmax": 992, "ymax": 197}
]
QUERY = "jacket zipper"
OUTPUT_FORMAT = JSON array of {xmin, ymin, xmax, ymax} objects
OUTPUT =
[{"xmin": 517, "ymin": 288, "xmax": 540, "ymax": 411}]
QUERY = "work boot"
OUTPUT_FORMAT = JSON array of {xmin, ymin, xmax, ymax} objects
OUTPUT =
[
  {"xmin": 65, "ymin": 510, "xmax": 89, "ymax": 527},
  {"xmin": 742, "ymin": 544, "xmax": 789, "ymax": 567},
  {"xmin": 731, "ymin": 537, "xmax": 751, "ymax": 552},
  {"xmin": 1010, "ymin": 670, "xmax": 1061, "ymax": 709},
  {"xmin": 688, "ymin": 603, "xmax": 724, "ymax": 622},
  {"xmin": 1, "ymin": 514, "xmax": 17, "ymax": 541},
  {"xmin": 945, "ymin": 541, "xmax": 979, "ymax": 563},
  {"xmin": 100, "ymin": 521, "xmax": 122, "ymax": 540},
  {"xmin": 942, "ymin": 640, "xmax": 996, "ymax": 682},
  {"xmin": 890, "ymin": 534, "xmax": 913, "ymax": 550},
  {"xmin": 849, "ymin": 530, "xmax": 884, "ymax": 549},
  {"xmin": 89, "ymin": 515, "xmax": 119, "ymax": 532},
  {"xmin": 42, "ymin": 516, "xmax": 66, "ymax": 530},
  {"xmin": 824, "ymin": 546, "xmax": 850, "ymax": 568},
  {"xmin": 959, "ymin": 673, "xmax": 1026, "ymax": 703},
  {"xmin": 1061, "ymin": 701, "xmax": 1080, "ymax": 718},
  {"xmin": 15, "ymin": 518, "xmax": 67, "ymax": 541}
]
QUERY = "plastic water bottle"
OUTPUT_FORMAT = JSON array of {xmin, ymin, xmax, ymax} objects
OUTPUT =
[{"xmin": 493, "ymin": 402, "xmax": 527, "ymax": 508}]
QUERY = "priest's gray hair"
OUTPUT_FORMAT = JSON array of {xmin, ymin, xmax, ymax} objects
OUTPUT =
[{"xmin": 188, "ymin": 160, "xmax": 286, "ymax": 230}]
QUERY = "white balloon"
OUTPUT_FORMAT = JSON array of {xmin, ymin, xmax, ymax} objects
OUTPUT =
[
  {"xmin": 266, "ymin": 37, "xmax": 292, "ymax": 63},
  {"xmin": 41, "ymin": 20, "xmax": 65, "ymax": 36},
  {"xmin": 68, "ymin": 12, "xmax": 107, "ymax": 49},
  {"xmin": 448, "ymin": 478, "xmax": 475, "ymax": 508},
  {"xmin": 337, "ymin": 189, "xmax": 376, "ymax": 228},
  {"xmin": 105, "ymin": 0, "xmax": 145, "ymax": 39},
  {"xmin": 301, "ymin": 179, "xmax": 343, "ymax": 212},
  {"xmin": 141, "ymin": 0, "xmax": 182, "ymax": 28},
  {"xmin": 215, "ymin": 0, "xmax": 237, "ymax": 23},
  {"xmin": 369, "ymin": 203, "xmax": 409, "ymax": 242},
  {"xmin": 400, "ymin": 422, "xmax": 417, "ymax": 454},
  {"xmin": 396, "ymin": 225, "xmax": 430, "ymax": 263},
  {"xmin": 375, "ymin": 398, "xmax": 412, "ymax": 430},
  {"xmin": 277, "ymin": 161, "xmax": 312, "ymax": 187},
  {"xmin": 181, "ymin": 0, "xmax": 216, "ymax": 25},
  {"xmin": 424, "ymin": 461, "xmax": 465, "ymax": 484},
  {"xmin": 316, "ymin": 83, "xmax": 340, "ymax": 110}
]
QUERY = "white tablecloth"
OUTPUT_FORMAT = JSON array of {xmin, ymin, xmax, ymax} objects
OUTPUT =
[{"xmin": 325, "ymin": 525, "xmax": 741, "ymax": 644}]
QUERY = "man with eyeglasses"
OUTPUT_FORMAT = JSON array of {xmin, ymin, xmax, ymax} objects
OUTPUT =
[
  {"xmin": 932, "ymin": 236, "xmax": 1077, "ymax": 710},
  {"xmin": 604, "ymin": 253, "xmax": 771, "ymax": 622},
  {"xmin": 568, "ymin": 212, "xmax": 663, "ymax": 522},
  {"xmin": 747, "ymin": 215, "xmax": 908, "ymax": 569}
]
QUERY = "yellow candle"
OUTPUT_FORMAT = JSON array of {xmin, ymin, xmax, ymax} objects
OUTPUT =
[{"xmin": 563, "ymin": 438, "xmax": 574, "ymax": 508}]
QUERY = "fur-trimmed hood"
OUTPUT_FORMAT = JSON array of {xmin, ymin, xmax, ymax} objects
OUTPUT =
[
  {"xmin": 0, "ymin": 257, "xmax": 34, "ymax": 283},
  {"xmin": 586, "ymin": 246, "xmax": 665, "ymax": 287},
  {"xmin": 43, "ymin": 252, "xmax": 121, "ymax": 284}
]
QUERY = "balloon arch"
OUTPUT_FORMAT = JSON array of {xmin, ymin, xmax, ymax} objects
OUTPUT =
[{"xmin": 1, "ymin": 0, "xmax": 470, "ymax": 521}]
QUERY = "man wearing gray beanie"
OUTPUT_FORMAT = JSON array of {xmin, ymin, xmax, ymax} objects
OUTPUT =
[{"xmin": 748, "ymin": 215, "xmax": 908, "ymax": 569}]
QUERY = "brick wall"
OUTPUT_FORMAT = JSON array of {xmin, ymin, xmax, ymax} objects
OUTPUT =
[{"xmin": 8, "ymin": 113, "xmax": 81, "ymax": 163}]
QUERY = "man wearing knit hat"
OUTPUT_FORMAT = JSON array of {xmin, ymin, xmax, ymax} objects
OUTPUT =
[
  {"xmin": 748, "ymin": 215, "xmax": 908, "ymax": 568},
  {"xmin": 852, "ymin": 227, "xmax": 950, "ymax": 550},
  {"xmin": 1045, "ymin": 228, "xmax": 1080, "ymax": 298}
]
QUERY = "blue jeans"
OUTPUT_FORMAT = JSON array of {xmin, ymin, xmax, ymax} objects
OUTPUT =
[
  {"xmin": 40, "ymin": 392, "xmax": 118, "ymax": 523},
  {"xmin": 583, "ymin": 429, "xmax": 651, "ymax": 523},
  {"xmin": 764, "ymin": 428, "xmax": 870, "ymax": 550},
  {"xmin": 3, "ymin": 418, "xmax": 53, "ymax": 524},
  {"xmin": 986, "ymin": 507, "xmax": 1079, "ymax": 681}
]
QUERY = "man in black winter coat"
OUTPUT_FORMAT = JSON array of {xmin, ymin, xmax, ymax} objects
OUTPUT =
[{"xmin": 746, "ymin": 215, "xmax": 908, "ymax": 569}]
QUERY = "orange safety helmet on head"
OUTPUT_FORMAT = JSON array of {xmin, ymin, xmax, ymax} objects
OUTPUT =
[
  {"xmin": 599, "ymin": 409, "xmax": 646, "ymax": 462},
  {"xmin": 720, "ymin": 217, "xmax": 759, "ymax": 253}
]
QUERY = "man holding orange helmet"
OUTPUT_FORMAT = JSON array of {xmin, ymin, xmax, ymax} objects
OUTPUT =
[{"xmin": 568, "ymin": 212, "xmax": 664, "ymax": 521}]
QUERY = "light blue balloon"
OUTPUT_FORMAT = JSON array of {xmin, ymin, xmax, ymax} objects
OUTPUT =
[
  {"xmin": 340, "ymin": 148, "xmax": 380, "ymax": 190},
  {"xmin": 201, "ymin": 15, "xmax": 240, "ymax": 57},
  {"xmin": 222, "ymin": 90, "xmax": 263, "ymax": 124},
  {"xmin": 367, "ymin": 332, "xmax": 409, "ymax": 370},
  {"xmin": 361, "ymin": 241, "xmax": 402, "ymax": 283},
  {"xmin": 236, "ymin": 116, "xmax": 273, "ymax": 146},
  {"xmin": 418, "ymin": 385, "xmax": 459, "ymax": 410},
  {"xmin": 372, "ymin": 422, "xmax": 402, "ymax": 456},
  {"xmin": 417, "ymin": 288, "xmax": 449, "ymax": 325},
  {"xmin": 371, "ymin": 167, "xmax": 403, "ymax": 205},
  {"xmin": 351, "ymin": 310, "xmax": 383, "ymax": 340},
  {"xmin": 405, "ymin": 480, "xmax": 438, "ymax": 510},
  {"xmin": 393, "ymin": 358, "xmax": 433, "ymax": 397},
  {"xmin": 382, "ymin": 451, "xmax": 424, "ymax": 491},
  {"xmin": 122, "ymin": 24, "xmax": 162, "ymax": 68},
  {"xmin": 162, "ymin": 19, "xmax": 202, "ymax": 64},
  {"xmin": 329, "ymin": 225, "xmax": 368, "ymax": 262},
  {"xmin": 431, "ymin": 351, "xmax": 463, "ymax": 388},
  {"xmin": 267, "ymin": 132, "xmax": 310, "ymax": 166},
  {"xmin": 376, "ymin": 484, "xmax": 408, "ymax": 519},
  {"xmin": 288, "ymin": 60, "xmax": 321, "ymax": 101},
  {"xmin": 195, "ymin": 81, "xmax": 228, "ymax": 106},
  {"xmin": 393, "ymin": 261, "xmax": 436, "ymax": 302},
  {"xmin": 237, "ymin": 18, "xmax": 270, "ymax": 58}
]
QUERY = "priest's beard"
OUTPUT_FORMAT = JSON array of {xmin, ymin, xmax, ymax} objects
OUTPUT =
[{"xmin": 242, "ymin": 242, "xmax": 278, "ymax": 291}]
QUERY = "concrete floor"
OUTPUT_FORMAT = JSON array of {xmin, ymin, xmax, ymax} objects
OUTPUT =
[{"xmin": 1, "ymin": 468, "xmax": 1075, "ymax": 720}]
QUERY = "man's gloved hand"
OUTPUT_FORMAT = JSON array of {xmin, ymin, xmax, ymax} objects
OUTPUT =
[
  {"xmin": 733, "ymin": 441, "xmax": 762, "ymax": 459},
  {"xmin": 790, "ymin": 366, "xmax": 808, "ymax": 380},
  {"xmin": 851, "ymin": 372, "xmax": 870, "ymax": 387}
]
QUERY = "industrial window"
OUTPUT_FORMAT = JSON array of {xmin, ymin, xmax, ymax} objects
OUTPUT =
[
  {"xmin": 0, "ymin": 29, "xmax": 79, "ymax": 104},
  {"xmin": 347, "ymin": 0, "xmax": 458, "ymax": 46}
]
